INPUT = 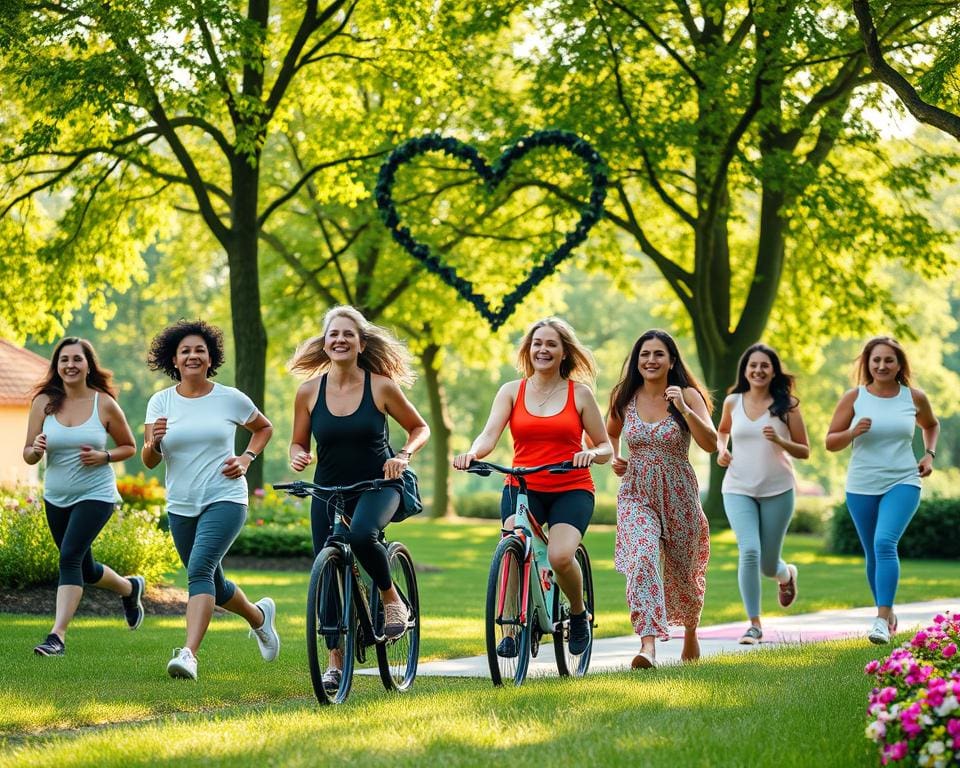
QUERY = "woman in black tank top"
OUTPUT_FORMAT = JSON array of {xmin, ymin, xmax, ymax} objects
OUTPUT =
[{"xmin": 288, "ymin": 306, "xmax": 429, "ymax": 679}]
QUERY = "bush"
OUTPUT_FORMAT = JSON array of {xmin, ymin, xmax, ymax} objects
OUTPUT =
[
  {"xmin": 789, "ymin": 496, "xmax": 833, "ymax": 535},
  {"xmin": 829, "ymin": 496, "xmax": 960, "ymax": 559},
  {"xmin": 0, "ymin": 487, "xmax": 181, "ymax": 589},
  {"xmin": 231, "ymin": 524, "xmax": 313, "ymax": 558},
  {"xmin": 248, "ymin": 487, "xmax": 310, "ymax": 527}
]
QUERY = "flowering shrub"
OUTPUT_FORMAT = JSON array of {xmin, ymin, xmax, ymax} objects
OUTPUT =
[
  {"xmin": 865, "ymin": 612, "xmax": 960, "ymax": 766},
  {"xmin": 0, "ymin": 486, "xmax": 180, "ymax": 588},
  {"xmin": 116, "ymin": 473, "xmax": 165, "ymax": 510},
  {"xmin": 247, "ymin": 487, "xmax": 310, "ymax": 527}
]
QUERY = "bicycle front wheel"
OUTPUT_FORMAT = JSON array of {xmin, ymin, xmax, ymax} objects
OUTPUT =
[
  {"xmin": 306, "ymin": 547, "xmax": 356, "ymax": 705},
  {"xmin": 376, "ymin": 541, "xmax": 420, "ymax": 691},
  {"xmin": 554, "ymin": 543, "xmax": 594, "ymax": 677},
  {"xmin": 485, "ymin": 535, "xmax": 531, "ymax": 686}
]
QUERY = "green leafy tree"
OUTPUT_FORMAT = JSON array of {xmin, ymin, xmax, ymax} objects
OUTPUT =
[{"xmin": 468, "ymin": 0, "xmax": 957, "ymax": 518}]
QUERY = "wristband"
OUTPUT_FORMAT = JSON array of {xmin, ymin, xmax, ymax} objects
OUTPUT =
[
  {"xmin": 105, "ymin": 450, "xmax": 112, "ymax": 463},
  {"xmin": 244, "ymin": 450, "xmax": 258, "ymax": 460},
  {"xmin": 926, "ymin": 448, "xmax": 936, "ymax": 459},
  {"xmin": 397, "ymin": 449, "xmax": 412, "ymax": 460}
]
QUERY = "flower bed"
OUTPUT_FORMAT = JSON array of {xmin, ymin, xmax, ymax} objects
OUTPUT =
[{"xmin": 865, "ymin": 612, "xmax": 960, "ymax": 766}]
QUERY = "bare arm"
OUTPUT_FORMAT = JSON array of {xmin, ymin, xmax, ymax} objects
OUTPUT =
[
  {"xmin": 716, "ymin": 396, "xmax": 734, "ymax": 467},
  {"xmin": 913, "ymin": 387, "xmax": 939, "ymax": 478},
  {"xmin": 825, "ymin": 389, "xmax": 869, "ymax": 452},
  {"xmin": 452, "ymin": 382, "xmax": 517, "ymax": 469},
  {"xmin": 606, "ymin": 411, "xmax": 628, "ymax": 477},
  {"xmin": 575, "ymin": 384, "xmax": 612, "ymax": 466},
  {"xmin": 289, "ymin": 379, "xmax": 319, "ymax": 472},
  {"xmin": 675, "ymin": 387, "xmax": 717, "ymax": 453},
  {"xmin": 762, "ymin": 405, "xmax": 810, "ymax": 460},
  {"xmin": 380, "ymin": 377, "xmax": 430, "ymax": 480},
  {"xmin": 222, "ymin": 411, "xmax": 273, "ymax": 480},
  {"xmin": 22, "ymin": 397, "xmax": 47, "ymax": 465},
  {"xmin": 141, "ymin": 420, "xmax": 165, "ymax": 469},
  {"xmin": 97, "ymin": 396, "xmax": 137, "ymax": 464}
]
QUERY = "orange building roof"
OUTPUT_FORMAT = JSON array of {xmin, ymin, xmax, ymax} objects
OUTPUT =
[{"xmin": 0, "ymin": 339, "xmax": 49, "ymax": 406}]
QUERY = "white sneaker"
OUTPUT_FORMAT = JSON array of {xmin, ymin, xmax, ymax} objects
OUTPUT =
[
  {"xmin": 167, "ymin": 647, "xmax": 198, "ymax": 680},
  {"xmin": 868, "ymin": 617, "xmax": 891, "ymax": 645},
  {"xmin": 250, "ymin": 597, "xmax": 280, "ymax": 661}
]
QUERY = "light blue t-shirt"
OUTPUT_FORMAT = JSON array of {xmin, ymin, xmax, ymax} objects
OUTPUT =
[
  {"xmin": 846, "ymin": 385, "xmax": 921, "ymax": 495},
  {"xmin": 145, "ymin": 383, "xmax": 257, "ymax": 517},
  {"xmin": 42, "ymin": 392, "xmax": 121, "ymax": 506}
]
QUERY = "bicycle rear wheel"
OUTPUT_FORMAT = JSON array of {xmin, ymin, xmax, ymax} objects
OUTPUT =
[
  {"xmin": 554, "ymin": 543, "xmax": 595, "ymax": 677},
  {"xmin": 306, "ymin": 547, "xmax": 357, "ymax": 705},
  {"xmin": 485, "ymin": 536, "xmax": 531, "ymax": 686},
  {"xmin": 376, "ymin": 541, "xmax": 420, "ymax": 691}
]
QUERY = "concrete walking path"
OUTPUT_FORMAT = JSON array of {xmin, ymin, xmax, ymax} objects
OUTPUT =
[{"xmin": 398, "ymin": 598, "xmax": 960, "ymax": 678}]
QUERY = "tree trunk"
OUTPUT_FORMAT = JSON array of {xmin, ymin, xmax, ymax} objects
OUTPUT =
[
  {"xmin": 229, "ymin": 158, "xmax": 268, "ymax": 492},
  {"xmin": 419, "ymin": 343, "xmax": 455, "ymax": 517}
]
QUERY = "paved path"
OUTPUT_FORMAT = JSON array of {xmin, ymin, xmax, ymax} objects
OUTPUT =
[{"xmin": 384, "ymin": 598, "xmax": 960, "ymax": 679}]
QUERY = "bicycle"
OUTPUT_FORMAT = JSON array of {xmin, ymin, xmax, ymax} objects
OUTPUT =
[
  {"xmin": 273, "ymin": 478, "xmax": 420, "ymax": 705},
  {"xmin": 465, "ymin": 460, "xmax": 596, "ymax": 686}
]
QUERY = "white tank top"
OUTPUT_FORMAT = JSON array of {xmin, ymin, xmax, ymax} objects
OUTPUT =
[
  {"xmin": 42, "ymin": 392, "xmax": 121, "ymax": 506},
  {"xmin": 721, "ymin": 394, "xmax": 795, "ymax": 498},
  {"xmin": 846, "ymin": 385, "xmax": 920, "ymax": 495}
]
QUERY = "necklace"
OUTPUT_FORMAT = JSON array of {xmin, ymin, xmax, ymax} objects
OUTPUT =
[{"xmin": 529, "ymin": 378, "xmax": 563, "ymax": 408}]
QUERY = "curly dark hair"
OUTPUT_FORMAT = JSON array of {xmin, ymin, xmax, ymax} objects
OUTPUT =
[{"xmin": 147, "ymin": 320, "xmax": 225, "ymax": 381}]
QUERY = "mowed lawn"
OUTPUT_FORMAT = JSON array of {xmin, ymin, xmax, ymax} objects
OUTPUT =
[{"xmin": 1, "ymin": 518, "xmax": 958, "ymax": 767}]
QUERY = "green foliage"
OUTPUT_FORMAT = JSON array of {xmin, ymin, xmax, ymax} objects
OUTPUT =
[
  {"xmin": 828, "ymin": 497, "xmax": 960, "ymax": 559},
  {"xmin": 0, "ymin": 487, "xmax": 180, "ymax": 588},
  {"xmin": 230, "ymin": 523, "xmax": 312, "ymax": 559}
]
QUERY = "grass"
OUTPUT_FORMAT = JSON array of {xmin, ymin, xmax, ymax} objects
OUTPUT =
[{"xmin": 1, "ymin": 518, "xmax": 958, "ymax": 765}]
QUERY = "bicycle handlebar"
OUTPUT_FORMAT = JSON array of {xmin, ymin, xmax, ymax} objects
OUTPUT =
[
  {"xmin": 272, "ymin": 478, "xmax": 402, "ymax": 498},
  {"xmin": 464, "ymin": 460, "xmax": 576, "ymax": 478}
]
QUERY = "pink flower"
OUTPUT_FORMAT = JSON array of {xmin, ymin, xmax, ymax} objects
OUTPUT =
[
  {"xmin": 912, "ymin": 631, "xmax": 928, "ymax": 647},
  {"xmin": 866, "ymin": 660, "xmax": 881, "ymax": 674},
  {"xmin": 881, "ymin": 741, "xmax": 909, "ymax": 763},
  {"xmin": 253, "ymin": 487, "xmax": 265, "ymax": 498},
  {"xmin": 878, "ymin": 687, "xmax": 899, "ymax": 704},
  {"xmin": 943, "ymin": 643, "xmax": 958, "ymax": 659}
]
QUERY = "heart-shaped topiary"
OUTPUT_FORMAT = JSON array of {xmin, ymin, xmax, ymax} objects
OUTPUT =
[{"xmin": 375, "ymin": 130, "xmax": 608, "ymax": 330}]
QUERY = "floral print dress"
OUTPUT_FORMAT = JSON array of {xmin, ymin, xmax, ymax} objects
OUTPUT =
[{"xmin": 614, "ymin": 398, "xmax": 711, "ymax": 640}]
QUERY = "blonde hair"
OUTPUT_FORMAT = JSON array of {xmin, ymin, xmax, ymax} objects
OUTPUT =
[
  {"xmin": 288, "ymin": 305, "xmax": 417, "ymax": 387},
  {"xmin": 516, "ymin": 317, "xmax": 597, "ymax": 387}
]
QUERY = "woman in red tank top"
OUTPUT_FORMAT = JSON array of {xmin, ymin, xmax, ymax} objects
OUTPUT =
[{"xmin": 453, "ymin": 317, "xmax": 612, "ymax": 656}]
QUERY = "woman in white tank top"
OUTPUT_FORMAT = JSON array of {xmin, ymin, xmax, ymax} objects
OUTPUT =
[
  {"xmin": 716, "ymin": 344, "xmax": 810, "ymax": 645},
  {"xmin": 826, "ymin": 337, "xmax": 939, "ymax": 645},
  {"xmin": 22, "ymin": 337, "xmax": 142, "ymax": 657}
]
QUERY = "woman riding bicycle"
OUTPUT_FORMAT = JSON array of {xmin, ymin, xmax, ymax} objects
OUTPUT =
[
  {"xmin": 288, "ymin": 306, "xmax": 429, "ymax": 689},
  {"xmin": 453, "ymin": 317, "xmax": 612, "ymax": 656}
]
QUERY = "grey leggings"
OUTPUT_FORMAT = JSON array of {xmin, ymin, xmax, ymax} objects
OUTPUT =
[
  {"xmin": 44, "ymin": 499, "xmax": 114, "ymax": 587},
  {"xmin": 723, "ymin": 490, "xmax": 794, "ymax": 618},
  {"xmin": 168, "ymin": 501, "xmax": 246, "ymax": 604}
]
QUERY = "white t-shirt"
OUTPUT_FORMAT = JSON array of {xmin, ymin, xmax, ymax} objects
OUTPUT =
[{"xmin": 145, "ymin": 383, "xmax": 258, "ymax": 517}]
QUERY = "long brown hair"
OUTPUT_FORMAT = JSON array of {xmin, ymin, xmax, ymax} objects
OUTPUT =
[
  {"xmin": 515, "ymin": 317, "xmax": 597, "ymax": 387},
  {"xmin": 856, "ymin": 336, "xmax": 912, "ymax": 387},
  {"xmin": 608, "ymin": 329, "xmax": 712, "ymax": 431},
  {"xmin": 288, "ymin": 306, "xmax": 416, "ymax": 387},
  {"xmin": 32, "ymin": 337, "xmax": 117, "ymax": 415}
]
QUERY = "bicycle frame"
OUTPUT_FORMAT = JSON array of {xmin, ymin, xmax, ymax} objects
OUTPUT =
[{"xmin": 504, "ymin": 483, "xmax": 558, "ymax": 637}]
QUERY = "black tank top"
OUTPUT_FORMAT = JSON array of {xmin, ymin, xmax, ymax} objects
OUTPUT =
[{"xmin": 311, "ymin": 370, "xmax": 391, "ymax": 485}]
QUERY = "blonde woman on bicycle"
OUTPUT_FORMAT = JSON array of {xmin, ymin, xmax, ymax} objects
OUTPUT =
[{"xmin": 454, "ymin": 317, "xmax": 611, "ymax": 656}]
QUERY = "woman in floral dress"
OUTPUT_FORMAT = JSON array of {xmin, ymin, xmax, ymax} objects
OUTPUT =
[{"xmin": 607, "ymin": 330, "xmax": 717, "ymax": 669}]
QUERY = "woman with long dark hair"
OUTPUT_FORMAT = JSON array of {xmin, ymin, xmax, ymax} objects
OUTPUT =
[
  {"xmin": 716, "ymin": 343, "xmax": 810, "ymax": 645},
  {"xmin": 288, "ymin": 306, "xmax": 430, "ymax": 694},
  {"xmin": 143, "ymin": 320, "xmax": 278, "ymax": 680},
  {"xmin": 606, "ymin": 329, "xmax": 716, "ymax": 669},
  {"xmin": 826, "ymin": 336, "xmax": 939, "ymax": 644},
  {"xmin": 23, "ymin": 337, "xmax": 142, "ymax": 656}
]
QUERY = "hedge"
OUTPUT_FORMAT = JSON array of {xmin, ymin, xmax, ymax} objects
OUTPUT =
[
  {"xmin": 0, "ymin": 487, "xmax": 181, "ymax": 589},
  {"xmin": 828, "ymin": 497, "xmax": 960, "ymax": 559}
]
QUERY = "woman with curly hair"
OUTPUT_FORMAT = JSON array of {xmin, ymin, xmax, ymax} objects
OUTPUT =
[
  {"xmin": 453, "ymin": 317, "xmax": 612, "ymax": 658},
  {"xmin": 716, "ymin": 343, "xmax": 810, "ymax": 646},
  {"xmin": 142, "ymin": 320, "xmax": 278, "ymax": 680},
  {"xmin": 23, "ymin": 337, "xmax": 142, "ymax": 656},
  {"xmin": 607, "ymin": 329, "xmax": 716, "ymax": 669},
  {"xmin": 826, "ymin": 336, "xmax": 939, "ymax": 644},
  {"xmin": 288, "ymin": 306, "xmax": 430, "ymax": 694}
]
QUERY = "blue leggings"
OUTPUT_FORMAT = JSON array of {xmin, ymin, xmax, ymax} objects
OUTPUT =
[
  {"xmin": 845, "ymin": 484, "xmax": 921, "ymax": 607},
  {"xmin": 168, "ymin": 501, "xmax": 246, "ymax": 603},
  {"xmin": 723, "ymin": 490, "xmax": 793, "ymax": 618}
]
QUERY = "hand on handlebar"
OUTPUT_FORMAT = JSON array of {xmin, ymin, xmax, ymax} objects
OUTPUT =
[{"xmin": 452, "ymin": 453, "xmax": 476, "ymax": 470}]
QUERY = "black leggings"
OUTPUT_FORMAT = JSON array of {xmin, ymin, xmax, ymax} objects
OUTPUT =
[
  {"xmin": 44, "ymin": 499, "xmax": 115, "ymax": 587},
  {"xmin": 311, "ymin": 487, "xmax": 400, "ymax": 591}
]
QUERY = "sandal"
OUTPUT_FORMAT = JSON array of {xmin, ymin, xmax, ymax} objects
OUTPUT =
[
  {"xmin": 739, "ymin": 625, "xmax": 763, "ymax": 645},
  {"xmin": 631, "ymin": 651, "xmax": 657, "ymax": 669}
]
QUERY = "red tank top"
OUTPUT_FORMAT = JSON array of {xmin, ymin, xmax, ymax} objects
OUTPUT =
[{"xmin": 507, "ymin": 379, "xmax": 594, "ymax": 493}]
